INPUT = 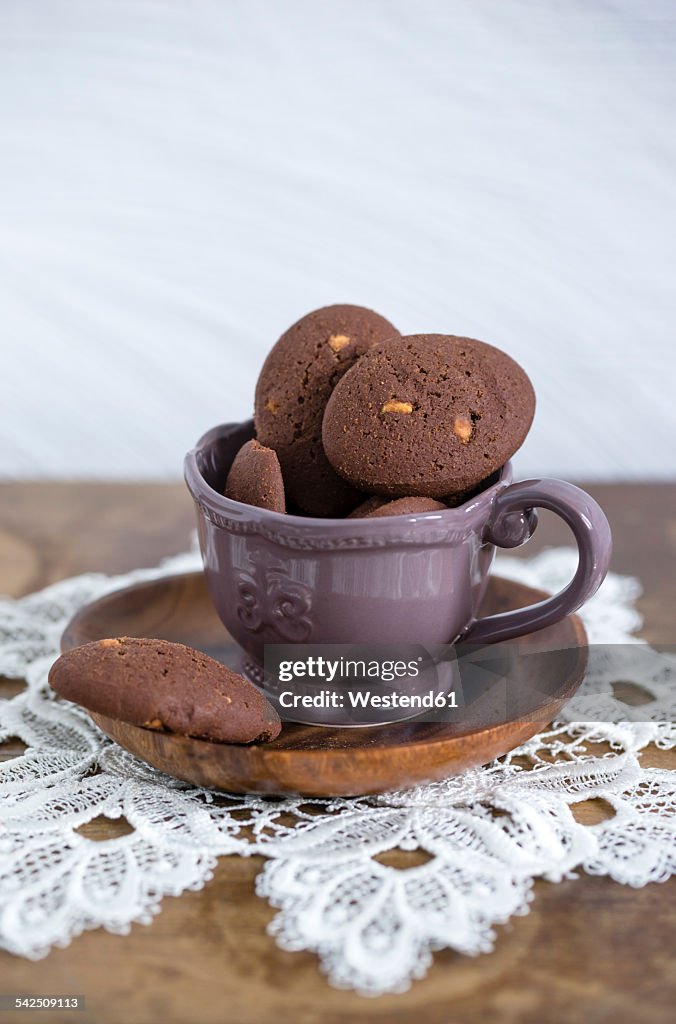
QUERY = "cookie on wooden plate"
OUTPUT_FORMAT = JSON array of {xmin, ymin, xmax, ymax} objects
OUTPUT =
[{"xmin": 49, "ymin": 637, "xmax": 281, "ymax": 743}]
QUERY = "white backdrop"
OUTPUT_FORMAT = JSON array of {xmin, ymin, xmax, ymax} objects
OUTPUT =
[{"xmin": 1, "ymin": 0, "xmax": 675, "ymax": 480}]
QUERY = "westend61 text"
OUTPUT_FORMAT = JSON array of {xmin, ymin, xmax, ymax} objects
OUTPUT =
[{"xmin": 278, "ymin": 689, "xmax": 458, "ymax": 710}]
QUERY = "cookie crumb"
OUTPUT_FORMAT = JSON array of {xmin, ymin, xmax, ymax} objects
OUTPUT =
[
  {"xmin": 453, "ymin": 416, "xmax": 473, "ymax": 443},
  {"xmin": 381, "ymin": 400, "xmax": 413, "ymax": 415},
  {"xmin": 265, "ymin": 398, "xmax": 278, "ymax": 414},
  {"xmin": 100, "ymin": 638, "xmax": 122, "ymax": 648},
  {"xmin": 328, "ymin": 334, "xmax": 350, "ymax": 353},
  {"xmin": 143, "ymin": 718, "xmax": 165, "ymax": 730}
]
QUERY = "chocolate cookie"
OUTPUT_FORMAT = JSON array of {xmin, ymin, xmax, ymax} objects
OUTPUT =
[
  {"xmin": 346, "ymin": 495, "xmax": 388, "ymax": 518},
  {"xmin": 349, "ymin": 496, "xmax": 447, "ymax": 518},
  {"xmin": 49, "ymin": 637, "xmax": 281, "ymax": 743},
  {"xmin": 322, "ymin": 334, "xmax": 535, "ymax": 497},
  {"xmin": 254, "ymin": 304, "xmax": 400, "ymax": 516},
  {"xmin": 225, "ymin": 439, "xmax": 286, "ymax": 513}
]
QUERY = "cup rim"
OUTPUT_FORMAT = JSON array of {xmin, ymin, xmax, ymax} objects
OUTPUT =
[{"xmin": 184, "ymin": 420, "xmax": 513, "ymax": 530}]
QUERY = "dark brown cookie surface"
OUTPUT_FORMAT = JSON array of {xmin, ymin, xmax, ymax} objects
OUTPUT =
[
  {"xmin": 322, "ymin": 334, "xmax": 535, "ymax": 497},
  {"xmin": 347, "ymin": 495, "xmax": 389, "ymax": 518},
  {"xmin": 349, "ymin": 496, "xmax": 447, "ymax": 518},
  {"xmin": 224, "ymin": 439, "xmax": 286, "ymax": 513},
  {"xmin": 254, "ymin": 304, "xmax": 400, "ymax": 516},
  {"xmin": 49, "ymin": 637, "xmax": 281, "ymax": 743}
]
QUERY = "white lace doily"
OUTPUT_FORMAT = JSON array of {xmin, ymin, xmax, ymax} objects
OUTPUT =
[{"xmin": 1, "ymin": 547, "xmax": 674, "ymax": 995}]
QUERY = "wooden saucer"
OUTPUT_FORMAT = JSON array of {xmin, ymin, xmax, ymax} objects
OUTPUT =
[{"xmin": 61, "ymin": 572, "xmax": 587, "ymax": 797}]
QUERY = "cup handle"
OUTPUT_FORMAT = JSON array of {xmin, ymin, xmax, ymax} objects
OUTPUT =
[{"xmin": 464, "ymin": 479, "xmax": 612, "ymax": 644}]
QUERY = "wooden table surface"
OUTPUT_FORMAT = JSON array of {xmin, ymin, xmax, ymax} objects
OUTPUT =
[{"xmin": 0, "ymin": 481, "xmax": 674, "ymax": 1024}]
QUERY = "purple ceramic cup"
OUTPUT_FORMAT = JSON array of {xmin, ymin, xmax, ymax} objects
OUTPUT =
[{"xmin": 184, "ymin": 422, "xmax": 612, "ymax": 673}]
